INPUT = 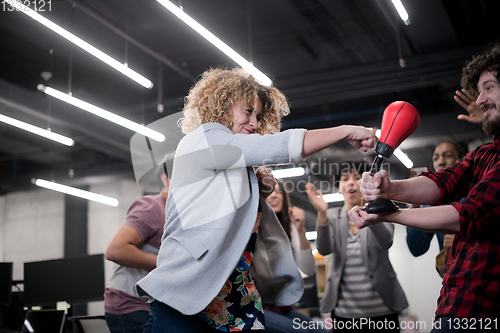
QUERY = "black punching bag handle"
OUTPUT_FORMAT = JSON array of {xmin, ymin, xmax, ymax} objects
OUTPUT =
[{"xmin": 370, "ymin": 154, "xmax": 384, "ymax": 176}]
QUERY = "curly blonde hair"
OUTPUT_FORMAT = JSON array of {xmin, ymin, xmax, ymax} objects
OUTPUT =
[{"xmin": 179, "ymin": 67, "xmax": 290, "ymax": 134}]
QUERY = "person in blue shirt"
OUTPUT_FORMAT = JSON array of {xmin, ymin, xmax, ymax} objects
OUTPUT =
[{"xmin": 406, "ymin": 141, "xmax": 467, "ymax": 257}]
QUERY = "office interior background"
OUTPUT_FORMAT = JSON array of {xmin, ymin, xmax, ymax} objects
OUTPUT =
[{"xmin": 0, "ymin": 0, "xmax": 499, "ymax": 331}]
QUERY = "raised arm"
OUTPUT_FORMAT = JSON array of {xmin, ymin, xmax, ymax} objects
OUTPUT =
[
  {"xmin": 290, "ymin": 207, "xmax": 312, "ymax": 251},
  {"xmin": 305, "ymin": 183, "xmax": 334, "ymax": 256},
  {"xmin": 302, "ymin": 125, "xmax": 375, "ymax": 158},
  {"xmin": 105, "ymin": 225, "xmax": 157, "ymax": 271},
  {"xmin": 454, "ymin": 89, "xmax": 484, "ymax": 124},
  {"xmin": 305, "ymin": 182, "xmax": 328, "ymax": 225},
  {"xmin": 196, "ymin": 124, "xmax": 374, "ymax": 171},
  {"xmin": 289, "ymin": 207, "xmax": 316, "ymax": 277}
]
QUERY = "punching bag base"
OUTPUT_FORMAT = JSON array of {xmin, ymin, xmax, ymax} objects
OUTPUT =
[{"xmin": 362, "ymin": 198, "xmax": 399, "ymax": 214}]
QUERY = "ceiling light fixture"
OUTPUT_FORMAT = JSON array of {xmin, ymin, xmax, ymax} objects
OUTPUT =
[
  {"xmin": 34, "ymin": 179, "xmax": 119, "ymax": 207},
  {"xmin": 37, "ymin": 85, "xmax": 165, "ymax": 142},
  {"xmin": 0, "ymin": 114, "xmax": 74, "ymax": 146},
  {"xmin": 4, "ymin": 0, "xmax": 153, "ymax": 89},
  {"xmin": 393, "ymin": 148, "xmax": 414, "ymax": 169},
  {"xmin": 391, "ymin": 0, "xmax": 410, "ymax": 25},
  {"xmin": 376, "ymin": 129, "xmax": 413, "ymax": 168},
  {"xmin": 156, "ymin": 0, "xmax": 272, "ymax": 86},
  {"xmin": 271, "ymin": 167, "xmax": 305, "ymax": 179}
]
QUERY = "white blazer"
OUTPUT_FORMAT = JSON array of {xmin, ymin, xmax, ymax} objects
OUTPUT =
[{"xmin": 137, "ymin": 123, "xmax": 307, "ymax": 315}]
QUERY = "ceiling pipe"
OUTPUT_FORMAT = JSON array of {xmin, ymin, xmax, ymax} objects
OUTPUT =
[
  {"xmin": 278, "ymin": 46, "xmax": 482, "ymax": 109},
  {"xmin": 66, "ymin": 0, "xmax": 195, "ymax": 82}
]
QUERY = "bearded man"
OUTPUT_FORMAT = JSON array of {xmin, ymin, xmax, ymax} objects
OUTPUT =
[{"xmin": 350, "ymin": 43, "xmax": 500, "ymax": 331}]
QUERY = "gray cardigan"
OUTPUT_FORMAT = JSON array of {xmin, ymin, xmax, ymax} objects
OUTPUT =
[
  {"xmin": 137, "ymin": 123, "xmax": 307, "ymax": 315},
  {"xmin": 316, "ymin": 206, "xmax": 408, "ymax": 314}
]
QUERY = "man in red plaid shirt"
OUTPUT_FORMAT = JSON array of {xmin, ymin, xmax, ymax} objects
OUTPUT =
[{"xmin": 349, "ymin": 43, "xmax": 500, "ymax": 331}]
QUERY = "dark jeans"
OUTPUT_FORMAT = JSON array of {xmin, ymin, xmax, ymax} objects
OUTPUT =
[
  {"xmin": 144, "ymin": 300, "xmax": 263, "ymax": 333},
  {"xmin": 331, "ymin": 312, "xmax": 400, "ymax": 332},
  {"xmin": 264, "ymin": 309, "xmax": 329, "ymax": 333},
  {"xmin": 105, "ymin": 310, "xmax": 148, "ymax": 333}
]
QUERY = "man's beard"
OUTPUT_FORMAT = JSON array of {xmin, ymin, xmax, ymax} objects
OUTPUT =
[{"xmin": 483, "ymin": 115, "xmax": 500, "ymax": 137}]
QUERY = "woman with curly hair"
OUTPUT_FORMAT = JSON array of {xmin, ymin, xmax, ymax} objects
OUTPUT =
[{"xmin": 137, "ymin": 67, "xmax": 375, "ymax": 332}]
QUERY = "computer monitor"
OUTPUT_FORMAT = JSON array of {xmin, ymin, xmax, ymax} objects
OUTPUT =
[
  {"xmin": 0, "ymin": 262, "xmax": 13, "ymax": 305},
  {"xmin": 22, "ymin": 309, "xmax": 66, "ymax": 333},
  {"xmin": 23, "ymin": 254, "xmax": 105, "ymax": 306}
]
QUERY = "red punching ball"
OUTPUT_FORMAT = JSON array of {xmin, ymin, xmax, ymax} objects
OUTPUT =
[
  {"xmin": 379, "ymin": 101, "xmax": 420, "ymax": 151},
  {"xmin": 370, "ymin": 101, "xmax": 420, "ymax": 175},
  {"xmin": 363, "ymin": 101, "xmax": 420, "ymax": 214}
]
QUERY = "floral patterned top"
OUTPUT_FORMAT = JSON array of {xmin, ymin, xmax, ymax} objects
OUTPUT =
[{"xmin": 198, "ymin": 205, "xmax": 265, "ymax": 331}]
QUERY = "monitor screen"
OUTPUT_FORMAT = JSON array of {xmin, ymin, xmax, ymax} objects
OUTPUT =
[
  {"xmin": 22, "ymin": 310, "xmax": 66, "ymax": 333},
  {"xmin": 23, "ymin": 254, "xmax": 105, "ymax": 306},
  {"xmin": 0, "ymin": 262, "xmax": 13, "ymax": 304}
]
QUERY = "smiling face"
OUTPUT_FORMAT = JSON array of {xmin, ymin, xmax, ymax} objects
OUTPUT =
[
  {"xmin": 227, "ymin": 99, "xmax": 263, "ymax": 135},
  {"xmin": 266, "ymin": 184, "xmax": 284, "ymax": 213},
  {"xmin": 339, "ymin": 171, "xmax": 362, "ymax": 206},
  {"xmin": 433, "ymin": 142, "xmax": 459, "ymax": 172},
  {"xmin": 476, "ymin": 71, "xmax": 500, "ymax": 136}
]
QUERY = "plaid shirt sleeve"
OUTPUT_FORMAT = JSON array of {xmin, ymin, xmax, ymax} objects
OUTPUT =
[
  {"xmin": 421, "ymin": 148, "xmax": 500, "ymax": 239},
  {"xmin": 420, "ymin": 151, "xmax": 475, "ymax": 206}
]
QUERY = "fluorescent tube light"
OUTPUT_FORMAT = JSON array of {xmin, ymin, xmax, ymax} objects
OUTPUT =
[
  {"xmin": 391, "ymin": 0, "xmax": 410, "ymax": 25},
  {"xmin": 38, "ymin": 85, "xmax": 165, "ymax": 142},
  {"xmin": 5, "ymin": 0, "xmax": 153, "ymax": 89},
  {"xmin": 271, "ymin": 167, "xmax": 305, "ymax": 179},
  {"xmin": 23, "ymin": 320, "xmax": 34, "ymax": 333},
  {"xmin": 156, "ymin": 0, "xmax": 272, "ymax": 86},
  {"xmin": 375, "ymin": 129, "xmax": 413, "ymax": 169},
  {"xmin": 305, "ymin": 231, "xmax": 317, "ymax": 241},
  {"xmin": 393, "ymin": 149, "xmax": 413, "ymax": 169},
  {"xmin": 35, "ymin": 179, "xmax": 119, "ymax": 207},
  {"xmin": 0, "ymin": 114, "xmax": 74, "ymax": 146},
  {"xmin": 323, "ymin": 192, "xmax": 344, "ymax": 203}
]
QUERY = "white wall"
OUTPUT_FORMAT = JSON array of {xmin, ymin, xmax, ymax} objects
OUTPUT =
[
  {"xmin": 0, "ymin": 178, "xmax": 143, "ymax": 316},
  {"xmin": 390, "ymin": 224, "xmax": 443, "ymax": 332},
  {"xmin": 0, "ymin": 196, "xmax": 5, "ymax": 262},
  {"xmin": 1, "ymin": 189, "xmax": 65, "ymax": 280}
]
